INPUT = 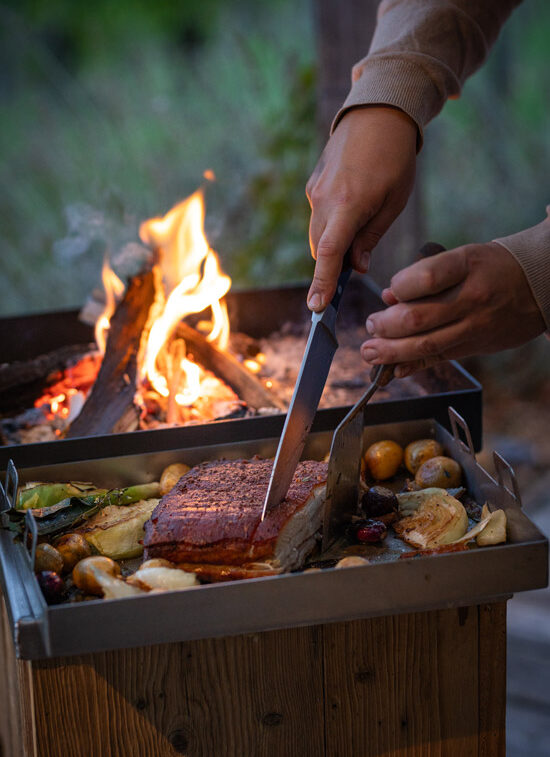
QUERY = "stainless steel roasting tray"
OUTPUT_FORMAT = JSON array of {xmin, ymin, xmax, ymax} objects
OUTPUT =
[{"xmin": 0, "ymin": 409, "xmax": 547, "ymax": 660}]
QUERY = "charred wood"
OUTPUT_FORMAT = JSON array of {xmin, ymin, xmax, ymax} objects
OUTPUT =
[
  {"xmin": 176, "ymin": 322, "xmax": 285, "ymax": 412},
  {"xmin": 66, "ymin": 270, "xmax": 156, "ymax": 437},
  {"xmin": 0, "ymin": 344, "xmax": 94, "ymax": 415}
]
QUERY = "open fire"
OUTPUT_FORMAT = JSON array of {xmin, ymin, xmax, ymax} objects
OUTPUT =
[
  {"xmin": 31, "ymin": 185, "xmax": 269, "ymax": 435},
  {"xmin": 1, "ymin": 182, "xmax": 447, "ymax": 448},
  {"xmin": 136, "ymin": 188, "xmax": 241, "ymax": 426}
]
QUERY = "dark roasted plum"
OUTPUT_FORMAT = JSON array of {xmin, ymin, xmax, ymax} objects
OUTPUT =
[
  {"xmin": 36, "ymin": 570, "xmax": 65, "ymax": 605},
  {"xmin": 347, "ymin": 519, "xmax": 388, "ymax": 544},
  {"xmin": 361, "ymin": 486, "xmax": 398, "ymax": 518}
]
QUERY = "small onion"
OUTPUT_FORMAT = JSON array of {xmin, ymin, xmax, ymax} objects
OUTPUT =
[
  {"xmin": 72, "ymin": 556, "xmax": 121, "ymax": 596},
  {"xmin": 395, "ymin": 487, "xmax": 468, "ymax": 548}
]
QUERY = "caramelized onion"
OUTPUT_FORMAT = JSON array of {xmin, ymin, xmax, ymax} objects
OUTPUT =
[{"xmin": 395, "ymin": 487, "xmax": 468, "ymax": 549}]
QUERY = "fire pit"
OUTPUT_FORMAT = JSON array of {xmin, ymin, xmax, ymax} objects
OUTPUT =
[{"xmin": 0, "ymin": 189, "xmax": 482, "ymax": 462}]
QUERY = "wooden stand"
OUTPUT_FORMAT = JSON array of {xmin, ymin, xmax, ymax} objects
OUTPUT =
[{"xmin": 0, "ymin": 598, "xmax": 505, "ymax": 757}]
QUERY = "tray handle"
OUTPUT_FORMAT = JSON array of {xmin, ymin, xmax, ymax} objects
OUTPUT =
[
  {"xmin": 448, "ymin": 407, "xmax": 475, "ymax": 457},
  {"xmin": 4, "ymin": 459, "xmax": 19, "ymax": 511},
  {"xmin": 23, "ymin": 509, "xmax": 38, "ymax": 570},
  {"xmin": 493, "ymin": 451, "xmax": 522, "ymax": 509}
]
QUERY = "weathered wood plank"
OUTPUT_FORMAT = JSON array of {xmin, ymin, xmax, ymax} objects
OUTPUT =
[
  {"xmin": 0, "ymin": 598, "xmax": 36, "ymax": 757},
  {"xmin": 323, "ymin": 608, "xmax": 483, "ymax": 756},
  {"xmin": 31, "ymin": 626, "xmax": 325, "ymax": 757},
  {"xmin": 436, "ymin": 605, "xmax": 479, "ymax": 757},
  {"xmin": 4, "ymin": 604, "xmax": 508, "ymax": 757},
  {"xmin": 479, "ymin": 602, "xmax": 506, "ymax": 757}
]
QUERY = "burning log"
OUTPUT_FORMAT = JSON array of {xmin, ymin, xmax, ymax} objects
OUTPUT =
[
  {"xmin": 66, "ymin": 270, "xmax": 156, "ymax": 438},
  {"xmin": 175, "ymin": 321, "xmax": 285, "ymax": 412}
]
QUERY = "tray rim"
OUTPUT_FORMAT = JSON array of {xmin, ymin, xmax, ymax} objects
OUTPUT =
[{"xmin": 1, "ymin": 412, "xmax": 545, "ymax": 660}]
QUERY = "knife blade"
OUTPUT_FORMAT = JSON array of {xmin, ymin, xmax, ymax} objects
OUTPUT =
[{"xmin": 261, "ymin": 256, "xmax": 352, "ymax": 519}]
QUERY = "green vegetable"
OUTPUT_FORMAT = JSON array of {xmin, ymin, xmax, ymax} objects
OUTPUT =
[
  {"xmin": 96, "ymin": 483, "xmax": 161, "ymax": 507},
  {"xmin": 17, "ymin": 481, "xmax": 160, "ymax": 511},
  {"xmin": 6, "ymin": 482, "xmax": 161, "ymax": 538},
  {"xmin": 17, "ymin": 482, "xmax": 97, "ymax": 510}
]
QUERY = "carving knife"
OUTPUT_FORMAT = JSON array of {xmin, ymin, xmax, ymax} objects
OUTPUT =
[{"xmin": 261, "ymin": 254, "xmax": 352, "ymax": 519}]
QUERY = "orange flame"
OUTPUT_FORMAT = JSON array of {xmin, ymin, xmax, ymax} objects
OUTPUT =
[
  {"xmin": 138, "ymin": 189, "xmax": 231, "ymax": 401},
  {"xmin": 94, "ymin": 259, "xmax": 125, "ymax": 354}
]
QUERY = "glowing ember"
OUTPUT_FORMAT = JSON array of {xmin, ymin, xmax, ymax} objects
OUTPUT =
[
  {"xmin": 94, "ymin": 259, "xmax": 125, "ymax": 354},
  {"xmin": 243, "ymin": 354, "xmax": 266, "ymax": 374},
  {"xmin": 34, "ymin": 353, "xmax": 103, "ymax": 423}
]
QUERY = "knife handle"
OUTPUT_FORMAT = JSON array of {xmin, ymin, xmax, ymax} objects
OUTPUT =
[
  {"xmin": 417, "ymin": 241, "xmax": 447, "ymax": 259},
  {"xmin": 329, "ymin": 248, "xmax": 353, "ymax": 312}
]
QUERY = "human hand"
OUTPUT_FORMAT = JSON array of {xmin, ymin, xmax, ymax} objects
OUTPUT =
[
  {"xmin": 360, "ymin": 242, "xmax": 546, "ymax": 377},
  {"xmin": 306, "ymin": 106, "xmax": 417, "ymax": 311}
]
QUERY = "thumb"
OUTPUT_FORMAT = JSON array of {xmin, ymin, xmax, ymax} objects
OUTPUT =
[{"xmin": 307, "ymin": 214, "xmax": 356, "ymax": 311}]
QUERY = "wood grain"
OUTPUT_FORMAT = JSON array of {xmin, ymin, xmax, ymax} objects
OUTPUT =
[
  {"xmin": 0, "ymin": 598, "xmax": 36, "ymax": 757},
  {"xmin": 3, "ymin": 603, "xmax": 507, "ymax": 757},
  {"xmin": 478, "ymin": 603, "xmax": 507, "ymax": 757},
  {"xmin": 31, "ymin": 626, "xmax": 324, "ymax": 757},
  {"xmin": 323, "ymin": 607, "xmax": 488, "ymax": 756},
  {"xmin": 66, "ymin": 269, "xmax": 155, "ymax": 438}
]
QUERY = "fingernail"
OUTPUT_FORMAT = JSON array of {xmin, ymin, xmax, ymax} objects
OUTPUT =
[
  {"xmin": 366, "ymin": 318, "xmax": 376, "ymax": 335},
  {"xmin": 360, "ymin": 251, "xmax": 370, "ymax": 270},
  {"xmin": 308, "ymin": 293, "xmax": 322, "ymax": 310},
  {"xmin": 361, "ymin": 346, "xmax": 378, "ymax": 362}
]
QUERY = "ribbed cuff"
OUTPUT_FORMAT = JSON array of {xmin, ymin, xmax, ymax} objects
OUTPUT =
[
  {"xmin": 330, "ymin": 55, "xmax": 449, "ymax": 150},
  {"xmin": 493, "ymin": 210, "xmax": 550, "ymax": 331}
]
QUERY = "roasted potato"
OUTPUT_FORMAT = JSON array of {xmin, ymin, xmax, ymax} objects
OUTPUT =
[
  {"xmin": 414, "ymin": 456, "xmax": 462, "ymax": 489},
  {"xmin": 34, "ymin": 543, "xmax": 64, "ymax": 574},
  {"xmin": 160, "ymin": 463, "xmax": 191, "ymax": 495},
  {"xmin": 404, "ymin": 439, "xmax": 444, "ymax": 474},
  {"xmin": 363, "ymin": 440, "xmax": 403, "ymax": 481},
  {"xmin": 72, "ymin": 556, "xmax": 121, "ymax": 595},
  {"xmin": 53, "ymin": 533, "xmax": 92, "ymax": 573}
]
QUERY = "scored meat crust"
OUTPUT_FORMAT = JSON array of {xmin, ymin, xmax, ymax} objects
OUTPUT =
[{"xmin": 143, "ymin": 457, "xmax": 327, "ymax": 580}]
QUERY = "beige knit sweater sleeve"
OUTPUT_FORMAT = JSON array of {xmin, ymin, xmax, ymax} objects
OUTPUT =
[{"xmin": 333, "ymin": 0, "xmax": 550, "ymax": 330}]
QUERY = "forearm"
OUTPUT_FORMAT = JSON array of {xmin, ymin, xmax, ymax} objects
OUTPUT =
[
  {"xmin": 493, "ymin": 209, "xmax": 550, "ymax": 331},
  {"xmin": 333, "ymin": 0, "xmax": 523, "ymax": 144}
]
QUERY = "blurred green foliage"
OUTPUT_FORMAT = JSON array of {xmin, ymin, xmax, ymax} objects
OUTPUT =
[
  {"xmin": 0, "ymin": 0, "xmax": 316, "ymax": 314},
  {"xmin": 423, "ymin": 1, "xmax": 550, "ymax": 247},
  {"xmin": 0, "ymin": 0, "xmax": 549, "ymax": 327}
]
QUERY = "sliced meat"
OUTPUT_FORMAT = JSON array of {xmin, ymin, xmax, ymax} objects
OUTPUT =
[{"xmin": 143, "ymin": 457, "xmax": 327, "ymax": 577}]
